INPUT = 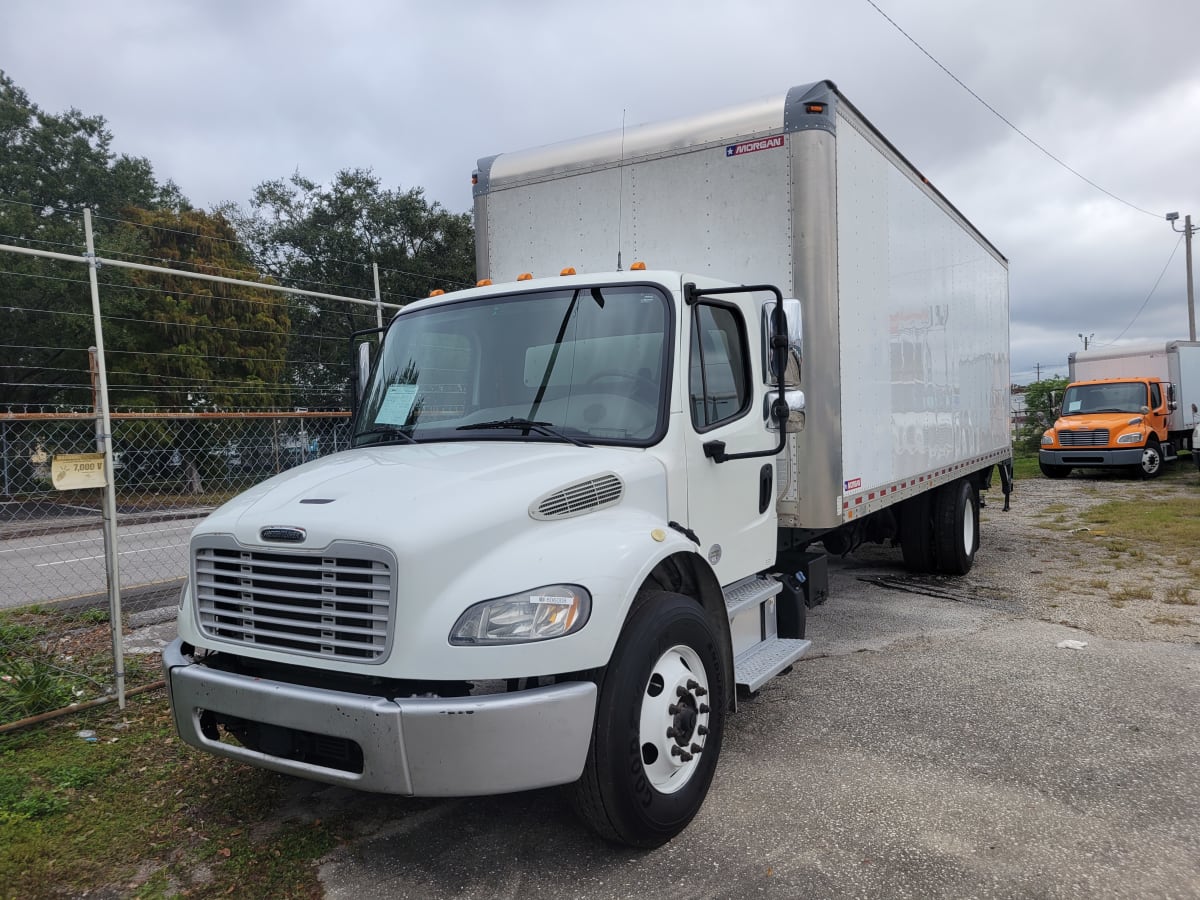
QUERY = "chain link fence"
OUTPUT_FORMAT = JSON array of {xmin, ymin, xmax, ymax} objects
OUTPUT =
[
  {"xmin": 0, "ymin": 409, "xmax": 351, "ymax": 724},
  {"xmin": 0, "ymin": 207, "xmax": 394, "ymax": 724}
]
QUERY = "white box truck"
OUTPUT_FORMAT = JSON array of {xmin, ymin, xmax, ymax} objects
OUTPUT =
[
  {"xmin": 165, "ymin": 81, "xmax": 1011, "ymax": 847},
  {"xmin": 1041, "ymin": 341, "xmax": 1200, "ymax": 477}
]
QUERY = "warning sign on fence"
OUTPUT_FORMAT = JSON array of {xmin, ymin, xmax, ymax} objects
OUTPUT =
[{"xmin": 50, "ymin": 453, "xmax": 108, "ymax": 490}]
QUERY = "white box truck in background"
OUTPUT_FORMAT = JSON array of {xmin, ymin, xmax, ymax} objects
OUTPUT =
[{"xmin": 165, "ymin": 81, "xmax": 1012, "ymax": 847}]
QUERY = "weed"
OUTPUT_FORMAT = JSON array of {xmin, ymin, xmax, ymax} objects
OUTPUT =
[
  {"xmin": 0, "ymin": 653, "xmax": 81, "ymax": 721},
  {"xmin": 69, "ymin": 608, "xmax": 109, "ymax": 626},
  {"xmin": 1164, "ymin": 586, "xmax": 1197, "ymax": 606},
  {"xmin": 1150, "ymin": 615, "xmax": 1189, "ymax": 626}
]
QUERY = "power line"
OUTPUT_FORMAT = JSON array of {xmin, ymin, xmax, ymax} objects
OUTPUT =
[
  {"xmin": 863, "ymin": 0, "xmax": 1162, "ymax": 219},
  {"xmin": 1096, "ymin": 233, "xmax": 1184, "ymax": 346}
]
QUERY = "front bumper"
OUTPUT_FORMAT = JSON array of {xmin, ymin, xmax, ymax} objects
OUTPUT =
[
  {"xmin": 164, "ymin": 638, "xmax": 597, "ymax": 796},
  {"xmin": 1039, "ymin": 448, "xmax": 1144, "ymax": 467}
]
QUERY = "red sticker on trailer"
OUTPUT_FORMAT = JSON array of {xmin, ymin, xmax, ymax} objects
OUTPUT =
[
  {"xmin": 844, "ymin": 477, "xmax": 862, "ymax": 492},
  {"xmin": 725, "ymin": 135, "xmax": 785, "ymax": 157}
]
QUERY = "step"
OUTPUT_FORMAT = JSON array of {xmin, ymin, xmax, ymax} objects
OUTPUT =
[
  {"xmin": 723, "ymin": 575, "xmax": 782, "ymax": 621},
  {"xmin": 734, "ymin": 636, "xmax": 811, "ymax": 692}
]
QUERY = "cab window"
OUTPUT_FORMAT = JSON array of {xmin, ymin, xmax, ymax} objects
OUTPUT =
[{"xmin": 689, "ymin": 302, "xmax": 751, "ymax": 429}]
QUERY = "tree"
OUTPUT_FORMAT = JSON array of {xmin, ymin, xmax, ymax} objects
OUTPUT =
[
  {"xmin": 0, "ymin": 69, "xmax": 185, "ymax": 408},
  {"xmin": 226, "ymin": 168, "xmax": 475, "ymax": 407},
  {"xmin": 1018, "ymin": 376, "xmax": 1069, "ymax": 450}
]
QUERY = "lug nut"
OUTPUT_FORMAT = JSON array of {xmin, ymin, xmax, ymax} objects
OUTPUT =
[
  {"xmin": 695, "ymin": 686, "xmax": 707, "ymax": 697},
  {"xmin": 699, "ymin": 703, "xmax": 710, "ymax": 714},
  {"xmin": 666, "ymin": 726, "xmax": 677, "ymax": 739},
  {"xmin": 690, "ymin": 743, "xmax": 702, "ymax": 753},
  {"xmin": 676, "ymin": 686, "xmax": 688, "ymax": 698},
  {"xmin": 686, "ymin": 679, "xmax": 699, "ymax": 690},
  {"xmin": 668, "ymin": 703, "xmax": 679, "ymax": 715},
  {"xmin": 697, "ymin": 725, "xmax": 708, "ymax": 736},
  {"xmin": 680, "ymin": 751, "xmax": 694, "ymax": 762},
  {"xmin": 670, "ymin": 745, "xmax": 682, "ymax": 757}
]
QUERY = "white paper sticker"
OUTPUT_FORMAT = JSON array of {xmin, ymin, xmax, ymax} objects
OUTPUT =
[
  {"xmin": 376, "ymin": 384, "xmax": 419, "ymax": 426},
  {"xmin": 1067, "ymin": 401, "xmax": 1081, "ymax": 412}
]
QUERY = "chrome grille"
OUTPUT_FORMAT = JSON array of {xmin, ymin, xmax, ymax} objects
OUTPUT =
[
  {"xmin": 193, "ymin": 538, "xmax": 394, "ymax": 662},
  {"xmin": 1059, "ymin": 429, "xmax": 1109, "ymax": 447},
  {"xmin": 532, "ymin": 473, "xmax": 623, "ymax": 520}
]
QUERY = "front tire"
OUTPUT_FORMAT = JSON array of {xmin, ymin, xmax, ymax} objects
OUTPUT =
[
  {"xmin": 573, "ymin": 591, "xmax": 727, "ymax": 848},
  {"xmin": 1139, "ymin": 439, "xmax": 1163, "ymax": 479},
  {"xmin": 1039, "ymin": 460, "xmax": 1071, "ymax": 479}
]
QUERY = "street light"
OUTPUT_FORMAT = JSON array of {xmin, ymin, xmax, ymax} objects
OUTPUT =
[
  {"xmin": 1078, "ymin": 332, "xmax": 1094, "ymax": 350},
  {"xmin": 1166, "ymin": 212, "xmax": 1196, "ymax": 341}
]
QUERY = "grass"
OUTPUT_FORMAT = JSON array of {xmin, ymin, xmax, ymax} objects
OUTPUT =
[
  {"xmin": 0, "ymin": 692, "xmax": 341, "ymax": 898},
  {"xmin": 1082, "ymin": 495, "xmax": 1200, "ymax": 548}
]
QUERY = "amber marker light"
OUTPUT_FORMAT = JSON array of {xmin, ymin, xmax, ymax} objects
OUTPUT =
[
  {"xmin": 560, "ymin": 267, "xmax": 577, "ymax": 276},
  {"xmin": 517, "ymin": 272, "xmax": 534, "ymax": 281},
  {"xmin": 630, "ymin": 261, "xmax": 647, "ymax": 270},
  {"xmin": 429, "ymin": 289, "xmax": 445, "ymax": 296},
  {"xmin": 476, "ymin": 279, "xmax": 493, "ymax": 286}
]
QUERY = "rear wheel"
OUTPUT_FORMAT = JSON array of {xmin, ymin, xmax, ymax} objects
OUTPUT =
[
  {"xmin": 572, "ymin": 591, "xmax": 726, "ymax": 848},
  {"xmin": 899, "ymin": 492, "xmax": 936, "ymax": 573},
  {"xmin": 934, "ymin": 479, "xmax": 979, "ymax": 575}
]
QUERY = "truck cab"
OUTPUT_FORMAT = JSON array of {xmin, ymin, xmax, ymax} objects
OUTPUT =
[
  {"xmin": 1039, "ymin": 377, "xmax": 1177, "ymax": 478},
  {"xmin": 165, "ymin": 269, "xmax": 810, "ymax": 848}
]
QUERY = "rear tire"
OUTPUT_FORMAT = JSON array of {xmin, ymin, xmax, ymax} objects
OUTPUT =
[
  {"xmin": 572, "ymin": 591, "xmax": 726, "ymax": 848},
  {"xmin": 899, "ymin": 492, "xmax": 936, "ymax": 573},
  {"xmin": 934, "ymin": 479, "xmax": 979, "ymax": 575}
]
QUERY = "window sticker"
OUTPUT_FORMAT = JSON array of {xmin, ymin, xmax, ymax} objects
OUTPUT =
[
  {"xmin": 376, "ymin": 384, "xmax": 419, "ymax": 426},
  {"xmin": 1067, "ymin": 400, "xmax": 1081, "ymax": 412}
]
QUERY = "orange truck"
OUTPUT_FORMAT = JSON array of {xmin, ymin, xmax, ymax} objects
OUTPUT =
[{"xmin": 1039, "ymin": 341, "xmax": 1200, "ymax": 479}]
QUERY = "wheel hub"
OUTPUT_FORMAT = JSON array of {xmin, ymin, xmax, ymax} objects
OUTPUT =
[{"xmin": 640, "ymin": 645, "xmax": 711, "ymax": 793}]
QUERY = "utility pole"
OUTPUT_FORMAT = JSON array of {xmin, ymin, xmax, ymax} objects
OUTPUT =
[
  {"xmin": 1078, "ymin": 332, "xmax": 1093, "ymax": 350},
  {"xmin": 1166, "ymin": 212, "xmax": 1196, "ymax": 341}
]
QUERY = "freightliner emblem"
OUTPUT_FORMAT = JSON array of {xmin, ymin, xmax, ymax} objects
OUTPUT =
[{"xmin": 260, "ymin": 526, "xmax": 306, "ymax": 543}]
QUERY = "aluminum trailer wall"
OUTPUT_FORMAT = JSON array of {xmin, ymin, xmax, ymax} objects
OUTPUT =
[{"xmin": 474, "ymin": 80, "xmax": 1010, "ymax": 532}]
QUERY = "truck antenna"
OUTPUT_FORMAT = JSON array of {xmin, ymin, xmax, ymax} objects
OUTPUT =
[{"xmin": 617, "ymin": 108, "xmax": 626, "ymax": 272}]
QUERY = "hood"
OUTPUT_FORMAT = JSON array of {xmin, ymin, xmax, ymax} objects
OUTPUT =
[
  {"xmin": 196, "ymin": 441, "xmax": 669, "ymax": 552},
  {"xmin": 1054, "ymin": 413, "xmax": 1144, "ymax": 431}
]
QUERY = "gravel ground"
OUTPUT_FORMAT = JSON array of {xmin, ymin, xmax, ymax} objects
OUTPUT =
[{"xmin": 311, "ymin": 465, "xmax": 1200, "ymax": 900}]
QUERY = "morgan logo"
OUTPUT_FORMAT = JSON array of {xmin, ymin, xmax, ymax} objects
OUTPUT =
[
  {"xmin": 843, "ymin": 478, "xmax": 862, "ymax": 492},
  {"xmin": 260, "ymin": 526, "xmax": 306, "ymax": 543},
  {"xmin": 725, "ymin": 135, "xmax": 785, "ymax": 157}
]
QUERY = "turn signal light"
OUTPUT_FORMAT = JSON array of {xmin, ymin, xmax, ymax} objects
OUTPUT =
[
  {"xmin": 630, "ymin": 261, "xmax": 647, "ymax": 270},
  {"xmin": 560, "ymin": 267, "xmax": 577, "ymax": 276},
  {"xmin": 429, "ymin": 289, "xmax": 445, "ymax": 297},
  {"xmin": 517, "ymin": 272, "xmax": 533, "ymax": 281},
  {"xmin": 476, "ymin": 278, "xmax": 493, "ymax": 287}
]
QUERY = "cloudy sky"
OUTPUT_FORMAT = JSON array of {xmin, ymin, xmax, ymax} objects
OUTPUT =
[{"xmin": 4, "ymin": 0, "xmax": 1199, "ymax": 383}]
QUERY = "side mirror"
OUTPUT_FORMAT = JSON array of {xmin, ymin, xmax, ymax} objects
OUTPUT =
[
  {"xmin": 356, "ymin": 341, "xmax": 373, "ymax": 403},
  {"xmin": 762, "ymin": 298, "xmax": 802, "ymax": 385},
  {"xmin": 1168, "ymin": 383, "xmax": 1178, "ymax": 411}
]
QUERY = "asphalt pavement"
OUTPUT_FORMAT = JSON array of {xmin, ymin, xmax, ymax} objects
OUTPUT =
[{"xmin": 286, "ymin": 556, "xmax": 1200, "ymax": 900}]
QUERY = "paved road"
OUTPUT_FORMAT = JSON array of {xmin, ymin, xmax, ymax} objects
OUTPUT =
[
  {"xmin": 0, "ymin": 516, "xmax": 200, "ymax": 608},
  {"xmin": 298, "ymin": 553, "xmax": 1200, "ymax": 900}
]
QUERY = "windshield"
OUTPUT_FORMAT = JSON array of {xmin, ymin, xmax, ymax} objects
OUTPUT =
[
  {"xmin": 354, "ymin": 285, "xmax": 671, "ymax": 447},
  {"xmin": 1061, "ymin": 381, "xmax": 1148, "ymax": 416}
]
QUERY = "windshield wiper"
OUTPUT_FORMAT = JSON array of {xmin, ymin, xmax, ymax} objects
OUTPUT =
[
  {"xmin": 355, "ymin": 426, "xmax": 418, "ymax": 446},
  {"xmin": 456, "ymin": 417, "xmax": 590, "ymax": 447}
]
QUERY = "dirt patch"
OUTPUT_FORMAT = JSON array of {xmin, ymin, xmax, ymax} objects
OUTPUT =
[{"xmin": 971, "ymin": 470, "xmax": 1199, "ymax": 643}]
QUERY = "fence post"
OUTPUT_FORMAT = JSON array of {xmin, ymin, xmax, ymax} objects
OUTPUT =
[
  {"xmin": 373, "ymin": 262, "xmax": 383, "ymax": 330},
  {"xmin": 84, "ymin": 208, "xmax": 126, "ymax": 709},
  {"xmin": 1, "ymin": 420, "xmax": 10, "ymax": 496}
]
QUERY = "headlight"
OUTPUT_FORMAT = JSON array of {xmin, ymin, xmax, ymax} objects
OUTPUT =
[
  {"xmin": 450, "ymin": 584, "xmax": 591, "ymax": 645},
  {"xmin": 1041, "ymin": 432, "xmax": 1054, "ymax": 445},
  {"xmin": 1117, "ymin": 432, "xmax": 1144, "ymax": 444}
]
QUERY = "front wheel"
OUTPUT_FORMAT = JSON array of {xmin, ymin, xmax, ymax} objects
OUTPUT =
[
  {"xmin": 1039, "ymin": 460, "xmax": 1071, "ymax": 479},
  {"xmin": 1139, "ymin": 439, "xmax": 1163, "ymax": 479},
  {"xmin": 573, "ymin": 591, "xmax": 727, "ymax": 848}
]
